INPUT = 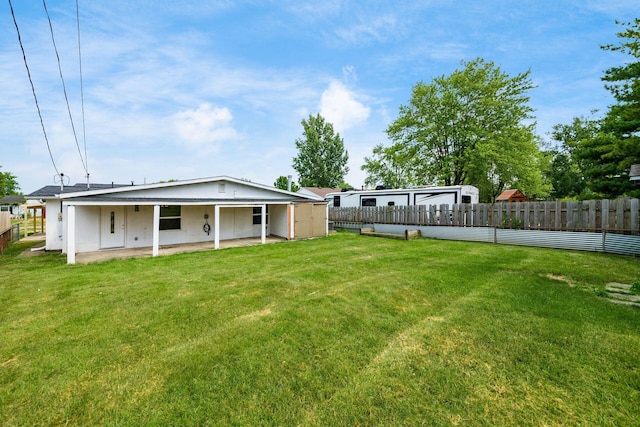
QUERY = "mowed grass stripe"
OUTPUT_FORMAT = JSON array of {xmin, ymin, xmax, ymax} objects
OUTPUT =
[{"xmin": 1, "ymin": 232, "xmax": 639, "ymax": 425}]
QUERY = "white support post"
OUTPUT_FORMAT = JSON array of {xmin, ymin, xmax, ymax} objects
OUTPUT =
[
  {"xmin": 67, "ymin": 205, "xmax": 76, "ymax": 265},
  {"xmin": 325, "ymin": 203, "xmax": 329, "ymax": 236},
  {"xmin": 289, "ymin": 204, "xmax": 295, "ymax": 240},
  {"xmin": 152, "ymin": 205, "xmax": 160, "ymax": 257},
  {"xmin": 261, "ymin": 204, "xmax": 266, "ymax": 244},
  {"xmin": 214, "ymin": 204, "xmax": 220, "ymax": 249}
]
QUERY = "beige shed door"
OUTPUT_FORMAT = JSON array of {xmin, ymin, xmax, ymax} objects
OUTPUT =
[{"xmin": 294, "ymin": 203, "xmax": 326, "ymax": 239}]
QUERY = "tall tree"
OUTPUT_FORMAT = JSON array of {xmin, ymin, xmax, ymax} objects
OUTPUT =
[
  {"xmin": 361, "ymin": 143, "xmax": 418, "ymax": 188},
  {"xmin": 273, "ymin": 175, "xmax": 300, "ymax": 192},
  {"xmin": 551, "ymin": 115, "xmax": 631, "ymax": 198},
  {"xmin": 0, "ymin": 166, "xmax": 20, "ymax": 198},
  {"xmin": 371, "ymin": 58, "xmax": 548, "ymax": 201},
  {"xmin": 599, "ymin": 18, "xmax": 640, "ymax": 197},
  {"xmin": 543, "ymin": 151, "xmax": 586, "ymax": 199},
  {"xmin": 551, "ymin": 20, "xmax": 640, "ymax": 199},
  {"xmin": 292, "ymin": 113, "xmax": 349, "ymax": 188}
]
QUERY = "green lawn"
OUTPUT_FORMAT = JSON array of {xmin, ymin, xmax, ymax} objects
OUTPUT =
[{"xmin": 1, "ymin": 232, "xmax": 639, "ymax": 426}]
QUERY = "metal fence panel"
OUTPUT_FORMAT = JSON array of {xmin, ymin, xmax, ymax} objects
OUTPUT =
[
  {"xmin": 372, "ymin": 224, "xmax": 495, "ymax": 243},
  {"xmin": 496, "ymin": 229, "xmax": 604, "ymax": 252},
  {"xmin": 604, "ymin": 233, "xmax": 640, "ymax": 256}
]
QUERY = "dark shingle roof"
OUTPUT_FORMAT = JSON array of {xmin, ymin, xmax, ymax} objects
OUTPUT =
[
  {"xmin": 27, "ymin": 183, "xmax": 131, "ymax": 198},
  {"xmin": 0, "ymin": 195, "xmax": 25, "ymax": 204}
]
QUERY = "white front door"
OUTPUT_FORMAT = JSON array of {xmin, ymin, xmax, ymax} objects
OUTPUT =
[{"xmin": 101, "ymin": 206, "xmax": 125, "ymax": 248}]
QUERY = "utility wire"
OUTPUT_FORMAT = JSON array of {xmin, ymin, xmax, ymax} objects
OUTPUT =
[
  {"xmin": 75, "ymin": 0, "xmax": 89, "ymax": 181},
  {"xmin": 42, "ymin": 0, "xmax": 88, "ymax": 175},
  {"xmin": 8, "ymin": 0, "xmax": 60, "ymax": 176}
]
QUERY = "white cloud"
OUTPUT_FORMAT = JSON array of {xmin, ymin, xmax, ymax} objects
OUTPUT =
[
  {"xmin": 333, "ymin": 14, "xmax": 399, "ymax": 45},
  {"xmin": 172, "ymin": 103, "xmax": 238, "ymax": 150},
  {"xmin": 319, "ymin": 80, "xmax": 370, "ymax": 133}
]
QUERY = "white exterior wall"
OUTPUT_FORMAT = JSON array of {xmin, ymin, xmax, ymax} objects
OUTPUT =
[
  {"xmin": 45, "ymin": 199, "xmax": 63, "ymax": 251},
  {"xmin": 269, "ymin": 204, "xmax": 289, "ymax": 238},
  {"xmin": 102, "ymin": 181, "xmax": 293, "ymax": 201},
  {"xmin": 131, "ymin": 205, "xmax": 263, "ymax": 247},
  {"xmin": 74, "ymin": 206, "xmax": 101, "ymax": 253},
  {"xmin": 57, "ymin": 203, "xmax": 282, "ymax": 253},
  {"xmin": 125, "ymin": 205, "xmax": 154, "ymax": 248}
]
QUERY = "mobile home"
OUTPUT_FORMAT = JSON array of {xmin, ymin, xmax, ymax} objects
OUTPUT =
[{"xmin": 326, "ymin": 185, "xmax": 479, "ymax": 208}]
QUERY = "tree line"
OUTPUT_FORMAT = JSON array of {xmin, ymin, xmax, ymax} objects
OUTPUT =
[{"xmin": 283, "ymin": 19, "xmax": 639, "ymax": 203}]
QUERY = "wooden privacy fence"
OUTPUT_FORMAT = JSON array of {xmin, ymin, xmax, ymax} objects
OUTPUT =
[
  {"xmin": 0, "ymin": 211, "xmax": 9, "ymax": 234},
  {"xmin": 330, "ymin": 198, "xmax": 640, "ymax": 235},
  {"xmin": 0, "ymin": 212, "xmax": 11, "ymax": 254}
]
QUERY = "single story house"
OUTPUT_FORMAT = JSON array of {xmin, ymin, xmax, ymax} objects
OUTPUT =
[
  {"xmin": 0, "ymin": 195, "xmax": 25, "ymax": 218},
  {"xmin": 28, "ymin": 176, "xmax": 327, "ymax": 264}
]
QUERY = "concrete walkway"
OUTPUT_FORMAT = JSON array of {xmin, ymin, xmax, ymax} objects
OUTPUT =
[
  {"xmin": 75, "ymin": 237, "xmax": 287, "ymax": 263},
  {"xmin": 605, "ymin": 282, "xmax": 640, "ymax": 308}
]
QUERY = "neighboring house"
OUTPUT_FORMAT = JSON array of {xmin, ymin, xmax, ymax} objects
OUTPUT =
[
  {"xmin": 0, "ymin": 195, "xmax": 25, "ymax": 218},
  {"xmin": 297, "ymin": 187, "xmax": 341, "ymax": 200},
  {"xmin": 496, "ymin": 189, "xmax": 527, "ymax": 203},
  {"xmin": 27, "ymin": 176, "xmax": 327, "ymax": 264},
  {"xmin": 631, "ymin": 164, "xmax": 640, "ymax": 186}
]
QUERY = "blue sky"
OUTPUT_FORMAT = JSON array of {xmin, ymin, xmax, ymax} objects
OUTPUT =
[{"xmin": 0, "ymin": 1, "xmax": 636, "ymax": 194}]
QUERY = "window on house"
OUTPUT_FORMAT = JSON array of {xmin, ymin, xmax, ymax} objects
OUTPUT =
[
  {"xmin": 462, "ymin": 195, "xmax": 471, "ymax": 204},
  {"xmin": 362, "ymin": 198, "xmax": 377, "ymax": 207},
  {"xmin": 252, "ymin": 206, "xmax": 268, "ymax": 225},
  {"xmin": 333, "ymin": 196, "xmax": 341, "ymax": 207},
  {"xmin": 160, "ymin": 205, "xmax": 181, "ymax": 230}
]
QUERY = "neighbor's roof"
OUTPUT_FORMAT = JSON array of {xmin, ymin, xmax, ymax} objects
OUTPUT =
[
  {"xmin": 496, "ymin": 189, "xmax": 526, "ymax": 201},
  {"xmin": 301, "ymin": 187, "xmax": 341, "ymax": 198},
  {"xmin": 0, "ymin": 195, "xmax": 25, "ymax": 204}
]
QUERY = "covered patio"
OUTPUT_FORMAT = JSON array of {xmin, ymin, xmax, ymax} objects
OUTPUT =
[{"xmin": 74, "ymin": 235, "xmax": 287, "ymax": 263}]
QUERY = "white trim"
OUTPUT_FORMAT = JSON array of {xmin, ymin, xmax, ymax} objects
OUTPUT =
[
  {"xmin": 61, "ymin": 200, "xmax": 297, "ymax": 207},
  {"xmin": 289, "ymin": 205, "xmax": 295, "ymax": 240}
]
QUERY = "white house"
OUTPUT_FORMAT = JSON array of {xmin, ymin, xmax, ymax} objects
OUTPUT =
[{"xmin": 28, "ymin": 176, "xmax": 327, "ymax": 264}]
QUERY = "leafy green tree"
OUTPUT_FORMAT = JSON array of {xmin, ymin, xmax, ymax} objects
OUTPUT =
[
  {"xmin": 273, "ymin": 175, "xmax": 300, "ymax": 192},
  {"xmin": 361, "ymin": 143, "xmax": 418, "ymax": 188},
  {"xmin": 372, "ymin": 58, "xmax": 548, "ymax": 201},
  {"xmin": 548, "ymin": 116, "xmax": 601, "ymax": 199},
  {"xmin": 292, "ymin": 114, "xmax": 349, "ymax": 188},
  {"xmin": 0, "ymin": 166, "xmax": 20, "ymax": 198},
  {"xmin": 543, "ymin": 151, "xmax": 586, "ymax": 199}
]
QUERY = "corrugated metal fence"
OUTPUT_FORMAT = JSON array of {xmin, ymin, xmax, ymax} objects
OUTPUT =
[{"xmin": 330, "ymin": 199, "xmax": 640, "ymax": 256}]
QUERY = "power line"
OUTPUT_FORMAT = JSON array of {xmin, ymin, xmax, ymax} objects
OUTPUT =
[
  {"xmin": 76, "ymin": 0, "xmax": 89, "ymax": 183},
  {"xmin": 8, "ymin": 0, "xmax": 60, "ymax": 177},
  {"xmin": 42, "ymin": 0, "xmax": 88, "ymax": 175}
]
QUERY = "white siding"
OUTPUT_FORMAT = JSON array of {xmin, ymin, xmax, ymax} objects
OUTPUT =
[{"xmin": 269, "ymin": 204, "xmax": 289, "ymax": 238}]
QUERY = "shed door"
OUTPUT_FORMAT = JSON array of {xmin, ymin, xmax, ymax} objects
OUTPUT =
[
  {"xmin": 294, "ymin": 203, "xmax": 326, "ymax": 239},
  {"xmin": 101, "ymin": 206, "xmax": 125, "ymax": 248}
]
